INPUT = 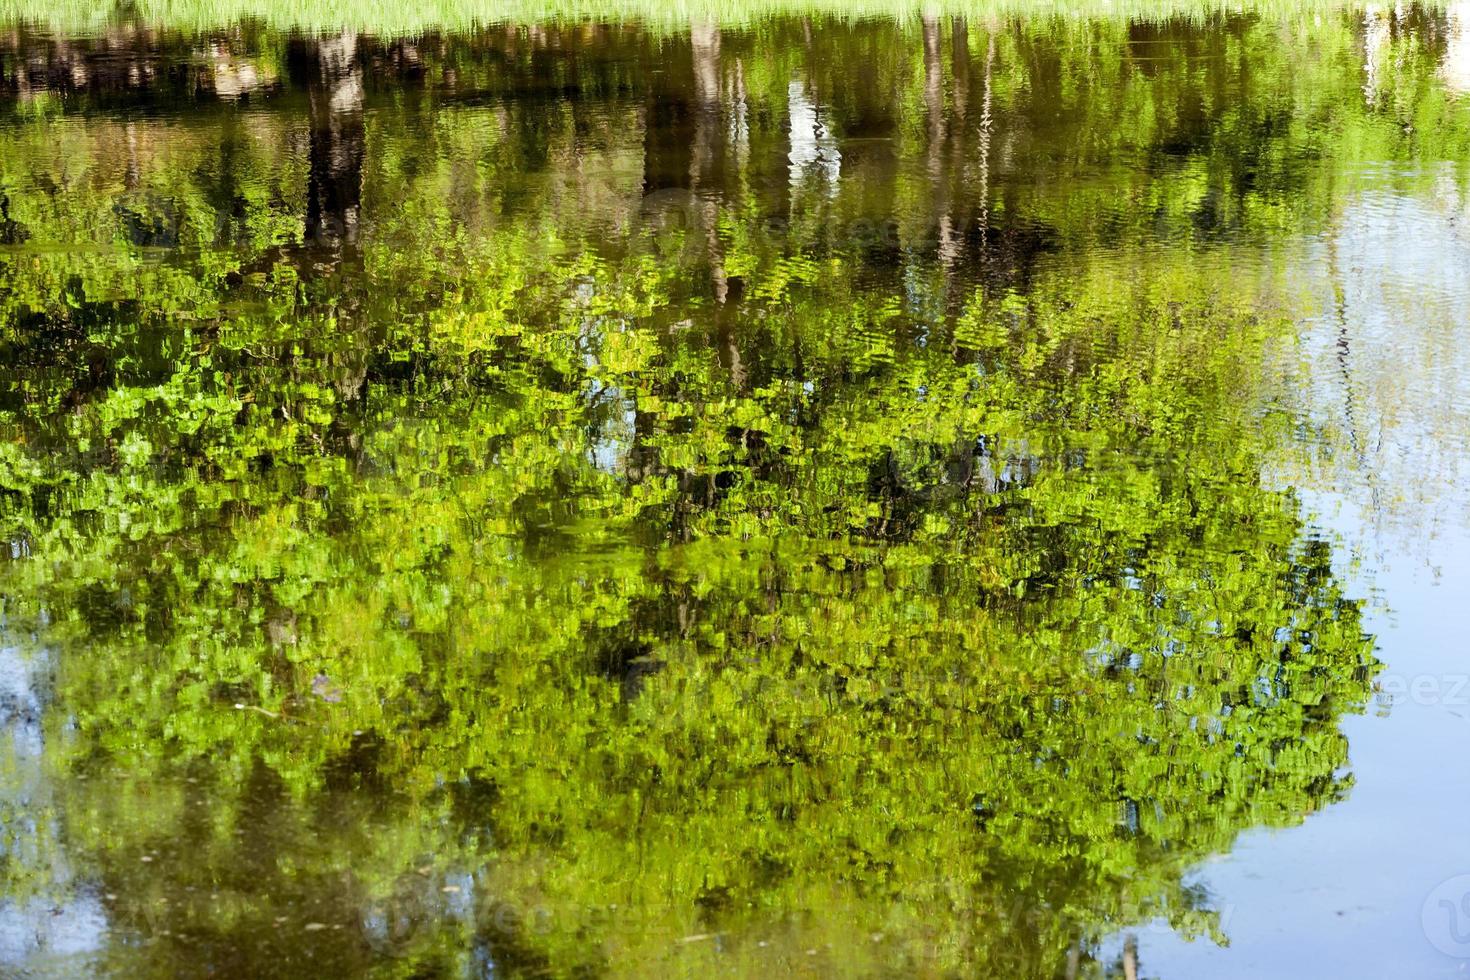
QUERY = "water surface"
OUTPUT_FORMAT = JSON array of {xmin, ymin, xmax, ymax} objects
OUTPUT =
[{"xmin": 0, "ymin": 6, "xmax": 1468, "ymax": 978}]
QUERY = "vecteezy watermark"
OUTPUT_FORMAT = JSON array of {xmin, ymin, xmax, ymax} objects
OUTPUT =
[
  {"xmin": 1374, "ymin": 674, "xmax": 1470, "ymax": 708},
  {"xmin": 1422, "ymin": 875, "xmax": 1470, "ymax": 958}
]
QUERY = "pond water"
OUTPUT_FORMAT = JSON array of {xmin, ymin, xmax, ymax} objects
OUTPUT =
[{"xmin": 0, "ymin": 6, "xmax": 1468, "ymax": 978}]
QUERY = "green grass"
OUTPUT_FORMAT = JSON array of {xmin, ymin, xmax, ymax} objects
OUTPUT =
[{"xmin": 0, "ymin": 0, "xmax": 1408, "ymax": 37}]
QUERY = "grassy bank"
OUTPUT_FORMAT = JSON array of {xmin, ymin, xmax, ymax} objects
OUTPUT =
[{"xmin": 0, "ymin": 0, "xmax": 1412, "ymax": 38}]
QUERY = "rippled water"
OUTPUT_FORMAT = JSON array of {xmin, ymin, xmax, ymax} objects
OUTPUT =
[{"xmin": 0, "ymin": 7, "xmax": 1468, "ymax": 978}]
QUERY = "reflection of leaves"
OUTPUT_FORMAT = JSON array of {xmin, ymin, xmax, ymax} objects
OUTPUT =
[
  {"xmin": 0, "ymin": 13, "xmax": 1422, "ymax": 977},
  {"xmin": 0, "ymin": 231, "xmax": 1376, "ymax": 973}
]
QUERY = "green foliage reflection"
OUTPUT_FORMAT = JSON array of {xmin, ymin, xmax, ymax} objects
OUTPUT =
[{"xmin": 0, "ymin": 11, "xmax": 1414, "ymax": 978}]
